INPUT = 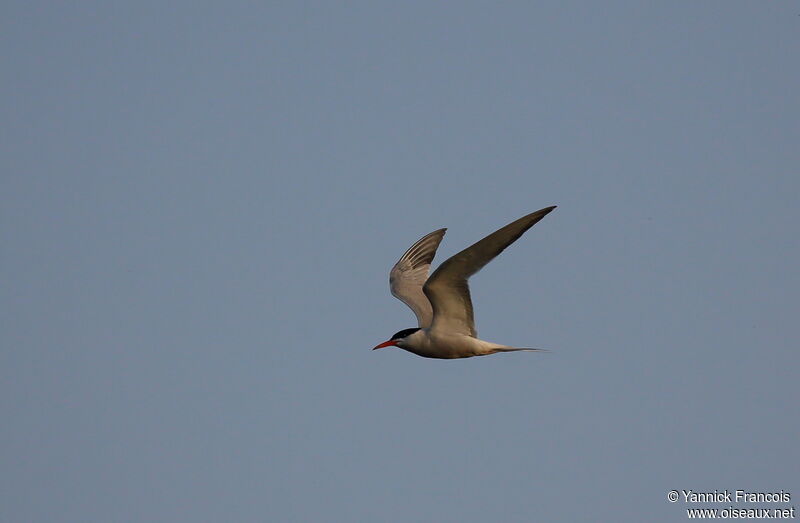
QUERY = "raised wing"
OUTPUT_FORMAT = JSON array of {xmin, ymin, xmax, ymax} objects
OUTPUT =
[
  {"xmin": 389, "ymin": 228, "xmax": 447, "ymax": 328},
  {"xmin": 423, "ymin": 206, "xmax": 556, "ymax": 337}
]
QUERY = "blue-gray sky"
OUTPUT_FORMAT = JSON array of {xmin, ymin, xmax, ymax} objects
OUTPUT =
[{"xmin": 2, "ymin": 2, "xmax": 798, "ymax": 522}]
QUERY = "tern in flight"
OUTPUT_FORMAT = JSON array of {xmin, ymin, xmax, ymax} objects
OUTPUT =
[{"xmin": 372, "ymin": 206, "xmax": 556, "ymax": 359}]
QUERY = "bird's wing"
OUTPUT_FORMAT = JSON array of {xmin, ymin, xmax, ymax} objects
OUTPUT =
[
  {"xmin": 423, "ymin": 206, "xmax": 556, "ymax": 337},
  {"xmin": 389, "ymin": 228, "xmax": 447, "ymax": 328}
]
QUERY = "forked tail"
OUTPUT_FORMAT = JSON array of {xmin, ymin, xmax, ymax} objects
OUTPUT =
[{"xmin": 492, "ymin": 346, "xmax": 549, "ymax": 354}]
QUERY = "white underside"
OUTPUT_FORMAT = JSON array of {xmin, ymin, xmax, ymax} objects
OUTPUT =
[{"xmin": 400, "ymin": 328, "xmax": 521, "ymax": 359}]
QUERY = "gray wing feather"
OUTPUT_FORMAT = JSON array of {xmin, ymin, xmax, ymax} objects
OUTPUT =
[
  {"xmin": 423, "ymin": 206, "xmax": 556, "ymax": 337},
  {"xmin": 389, "ymin": 228, "xmax": 447, "ymax": 328}
]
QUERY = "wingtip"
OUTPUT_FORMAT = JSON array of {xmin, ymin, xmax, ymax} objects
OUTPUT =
[{"xmin": 526, "ymin": 205, "xmax": 557, "ymax": 220}]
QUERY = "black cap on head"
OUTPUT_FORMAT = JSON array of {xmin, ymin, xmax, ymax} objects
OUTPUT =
[{"xmin": 391, "ymin": 328, "xmax": 421, "ymax": 340}]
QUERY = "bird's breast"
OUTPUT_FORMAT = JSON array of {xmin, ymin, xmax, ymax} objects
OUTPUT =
[{"xmin": 403, "ymin": 330, "xmax": 487, "ymax": 359}]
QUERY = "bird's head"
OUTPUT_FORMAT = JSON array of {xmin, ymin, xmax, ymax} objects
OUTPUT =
[{"xmin": 372, "ymin": 328, "xmax": 421, "ymax": 350}]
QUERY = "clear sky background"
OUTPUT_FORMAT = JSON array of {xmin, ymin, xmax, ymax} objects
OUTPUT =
[{"xmin": 2, "ymin": 2, "xmax": 798, "ymax": 522}]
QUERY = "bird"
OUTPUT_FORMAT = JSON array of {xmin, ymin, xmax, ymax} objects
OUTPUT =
[{"xmin": 372, "ymin": 206, "xmax": 556, "ymax": 359}]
